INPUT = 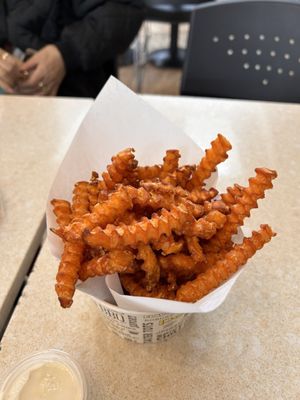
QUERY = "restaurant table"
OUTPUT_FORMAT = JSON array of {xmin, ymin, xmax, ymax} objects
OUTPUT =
[
  {"xmin": 0, "ymin": 96, "xmax": 92, "ymax": 333},
  {"xmin": 1, "ymin": 95, "xmax": 299, "ymax": 399}
]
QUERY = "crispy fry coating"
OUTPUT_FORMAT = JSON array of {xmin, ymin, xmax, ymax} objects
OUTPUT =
[
  {"xmin": 184, "ymin": 210, "xmax": 227, "ymax": 238},
  {"xmin": 221, "ymin": 184, "xmax": 244, "ymax": 206},
  {"xmin": 187, "ymin": 134, "xmax": 232, "ymax": 189},
  {"xmin": 161, "ymin": 150, "xmax": 181, "ymax": 175},
  {"xmin": 72, "ymin": 181, "xmax": 90, "ymax": 218},
  {"xmin": 55, "ymin": 241, "xmax": 85, "ymax": 308},
  {"xmin": 84, "ymin": 204, "xmax": 194, "ymax": 249},
  {"xmin": 79, "ymin": 249, "xmax": 135, "ymax": 281},
  {"xmin": 64, "ymin": 186, "xmax": 134, "ymax": 241},
  {"xmin": 205, "ymin": 168, "xmax": 277, "ymax": 252},
  {"xmin": 175, "ymin": 165, "xmax": 195, "ymax": 188},
  {"xmin": 159, "ymin": 253, "xmax": 204, "ymax": 280},
  {"xmin": 153, "ymin": 234, "xmax": 184, "ymax": 255},
  {"xmin": 137, "ymin": 165, "xmax": 161, "ymax": 180},
  {"xmin": 186, "ymin": 236, "xmax": 204, "ymax": 263},
  {"xmin": 120, "ymin": 274, "xmax": 176, "ymax": 299},
  {"xmin": 102, "ymin": 148, "xmax": 137, "ymax": 189},
  {"xmin": 176, "ymin": 225, "xmax": 276, "ymax": 302},
  {"xmin": 137, "ymin": 244, "xmax": 160, "ymax": 290},
  {"xmin": 51, "ymin": 144, "xmax": 277, "ymax": 307},
  {"xmin": 64, "ymin": 186, "xmax": 150, "ymax": 241},
  {"xmin": 51, "ymin": 199, "xmax": 72, "ymax": 227},
  {"xmin": 187, "ymin": 187, "xmax": 218, "ymax": 204},
  {"xmin": 203, "ymin": 200, "xmax": 230, "ymax": 215}
]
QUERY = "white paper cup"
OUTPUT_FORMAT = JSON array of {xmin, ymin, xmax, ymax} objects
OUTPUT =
[{"xmin": 95, "ymin": 298, "xmax": 190, "ymax": 344}]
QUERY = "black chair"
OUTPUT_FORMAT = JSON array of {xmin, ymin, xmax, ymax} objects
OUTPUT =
[
  {"xmin": 181, "ymin": 0, "xmax": 300, "ymax": 102},
  {"xmin": 145, "ymin": 0, "xmax": 212, "ymax": 68}
]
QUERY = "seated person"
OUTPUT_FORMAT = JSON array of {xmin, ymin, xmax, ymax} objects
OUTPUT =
[{"xmin": 0, "ymin": 0, "xmax": 144, "ymax": 97}]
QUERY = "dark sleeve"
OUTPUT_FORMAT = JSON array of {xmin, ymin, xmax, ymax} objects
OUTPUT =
[
  {"xmin": 0, "ymin": 1, "xmax": 7, "ymax": 45},
  {"xmin": 55, "ymin": 0, "xmax": 144, "ymax": 71}
]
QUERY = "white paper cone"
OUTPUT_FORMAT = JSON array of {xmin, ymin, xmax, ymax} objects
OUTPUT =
[{"xmin": 47, "ymin": 76, "xmax": 242, "ymax": 317}]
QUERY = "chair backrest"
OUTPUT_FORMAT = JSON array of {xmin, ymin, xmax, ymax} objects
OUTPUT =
[{"xmin": 181, "ymin": 0, "xmax": 300, "ymax": 102}]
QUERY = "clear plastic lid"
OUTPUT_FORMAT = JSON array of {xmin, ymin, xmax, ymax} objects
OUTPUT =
[{"xmin": 0, "ymin": 349, "xmax": 88, "ymax": 400}]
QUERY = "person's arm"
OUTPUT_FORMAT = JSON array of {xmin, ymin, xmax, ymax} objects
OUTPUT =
[{"xmin": 55, "ymin": 0, "xmax": 144, "ymax": 72}]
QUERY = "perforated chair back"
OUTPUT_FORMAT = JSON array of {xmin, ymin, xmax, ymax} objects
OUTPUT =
[{"xmin": 181, "ymin": 0, "xmax": 300, "ymax": 102}]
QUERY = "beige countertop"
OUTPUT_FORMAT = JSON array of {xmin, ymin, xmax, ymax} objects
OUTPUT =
[
  {"xmin": 0, "ymin": 96, "xmax": 92, "ymax": 331},
  {"xmin": 1, "ymin": 95, "xmax": 299, "ymax": 399}
]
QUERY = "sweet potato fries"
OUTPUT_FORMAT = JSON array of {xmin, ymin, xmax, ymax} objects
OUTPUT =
[{"xmin": 51, "ymin": 134, "xmax": 277, "ymax": 308}]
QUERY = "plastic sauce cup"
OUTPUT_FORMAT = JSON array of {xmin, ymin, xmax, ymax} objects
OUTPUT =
[{"xmin": 0, "ymin": 349, "xmax": 88, "ymax": 400}]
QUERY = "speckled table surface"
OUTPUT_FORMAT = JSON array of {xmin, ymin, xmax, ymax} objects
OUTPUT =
[
  {"xmin": 0, "ymin": 96, "xmax": 92, "ymax": 330},
  {"xmin": 1, "ymin": 95, "xmax": 299, "ymax": 399}
]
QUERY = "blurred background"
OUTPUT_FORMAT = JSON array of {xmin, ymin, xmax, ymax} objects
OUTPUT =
[{"xmin": 119, "ymin": 22, "xmax": 189, "ymax": 95}]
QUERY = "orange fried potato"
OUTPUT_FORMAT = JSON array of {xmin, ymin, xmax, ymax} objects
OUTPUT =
[
  {"xmin": 184, "ymin": 210, "xmax": 227, "ymax": 239},
  {"xmin": 71, "ymin": 181, "xmax": 90, "ymax": 218},
  {"xmin": 55, "ymin": 241, "xmax": 85, "ymax": 308},
  {"xmin": 51, "ymin": 199, "xmax": 72, "ymax": 227},
  {"xmin": 221, "ymin": 184, "xmax": 244, "ymax": 206},
  {"xmin": 64, "ymin": 186, "xmax": 151, "ymax": 241},
  {"xmin": 176, "ymin": 225, "xmax": 276, "ymax": 302},
  {"xmin": 102, "ymin": 148, "xmax": 137, "ymax": 189},
  {"xmin": 120, "ymin": 274, "xmax": 176, "ymax": 299},
  {"xmin": 187, "ymin": 187, "xmax": 218, "ymax": 204},
  {"xmin": 159, "ymin": 253, "xmax": 205, "ymax": 280},
  {"xmin": 174, "ymin": 165, "xmax": 195, "ymax": 188},
  {"xmin": 79, "ymin": 249, "xmax": 135, "ymax": 281},
  {"xmin": 204, "ymin": 168, "xmax": 277, "ymax": 252},
  {"xmin": 187, "ymin": 134, "xmax": 232, "ymax": 189},
  {"xmin": 136, "ymin": 165, "xmax": 161, "ymax": 181},
  {"xmin": 161, "ymin": 149, "xmax": 181, "ymax": 176},
  {"xmin": 152, "ymin": 234, "xmax": 184, "ymax": 255},
  {"xmin": 83, "ymin": 204, "xmax": 194, "ymax": 249},
  {"xmin": 51, "ymin": 144, "xmax": 278, "ymax": 308},
  {"xmin": 186, "ymin": 236, "xmax": 204, "ymax": 263},
  {"xmin": 137, "ymin": 244, "xmax": 160, "ymax": 290}
]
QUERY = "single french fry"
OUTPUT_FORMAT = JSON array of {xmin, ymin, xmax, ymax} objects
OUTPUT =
[{"xmin": 176, "ymin": 225, "xmax": 276, "ymax": 302}]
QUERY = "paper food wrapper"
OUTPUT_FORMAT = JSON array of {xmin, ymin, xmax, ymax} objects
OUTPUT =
[{"xmin": 46, "ymin": 77, "xmax": 243, "ymax": 320}]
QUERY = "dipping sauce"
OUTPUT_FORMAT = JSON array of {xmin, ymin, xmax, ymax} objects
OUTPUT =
[{"xmin": 0, "ymin": 350, "xmax": 87, "ymax": 400}]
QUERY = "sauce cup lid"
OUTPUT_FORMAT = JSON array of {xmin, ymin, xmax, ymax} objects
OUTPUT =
[{"xmin": 0, "ymin": 349, "xmax": 88, "ymax": 399}]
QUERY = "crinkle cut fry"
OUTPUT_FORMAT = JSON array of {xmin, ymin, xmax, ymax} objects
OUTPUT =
[
  {"xmin": 187, "ymin": 134, "xmax": 232, "ymax": 190},
  {"xmin": 140, "ymin": 182, "xmax": 219, "ymax": 207},
  {"xmin": 136, "ymin": 165, "xmax": 161, "ymax": 181},
  {"xmin": 176, "ymin": 224, "xmax": 276, "ymax": 302},
  {"xmin": 187, "ymin": 187, "xmax": 218, "ymax": 204},
  {"xmin": 159, "ymin": 253, "xmax": 202, "ymax": 279},
  {"xmin": 55, "ymin": 241, "xmax": 85, "ymax": 308},
  {"xmin": 186, "ymin": 236, "xmax": 205, "ymax": 263},
  {"xmin": 204, "ymin": 167, "xmax": 277, "ymax": 252},
  {"xmin": 102, "ymin": 148, "xmax": 137, "ymax": 189},
  {"xmin": 137, "ymin": 244, "xmax": 160, "ymax": 290},
  {"xmin": 184, "ymin": 210, "xmax": 227, "ymax": 239},
  {"xmin": 51, "ymin": 199, "xmax": 72, "ymax": 227},
  {"xmin": 63, "ymin": 186, "xmax": 149, "ymax": 241},
  {"xmin": 161, "ymin": 150, "xmax": 181, "ymax": 177},
  {"xmin": 120, "ymin": 274, "xmax": 176, "ymax": 299},
  {"xmin": 71, "ymin": 181, "xmax": 90, "ymax": 218},
  {"xmin": 79, "ymin": 249, "xmax": 135, "ymax": 281},
  {"xmin": 152, "ymin": 234, "xmax": 184, "ymax": 255},
  {"xmin": 175, "ymin": 165, "xmax": 195, "ymax": 188},
  {"xmin": 83, "ymin": 207, "xmax": 226, "ymax": 250},
  {"xmin": 83, "ymin": 204, "xmax": 194, "ymax": 249},
  {"xmin": 221, "ymin": 184, "xmax": 244, "ymax": 206}
]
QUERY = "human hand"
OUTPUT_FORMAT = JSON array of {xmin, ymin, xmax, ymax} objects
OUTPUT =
[
  {"xmin": 18, "ymin": 45, "xmax": 66, "ymax": 96},
  {"xmin": 0, "ymin": 49, "xmax": 22, "ymax": 94}
]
